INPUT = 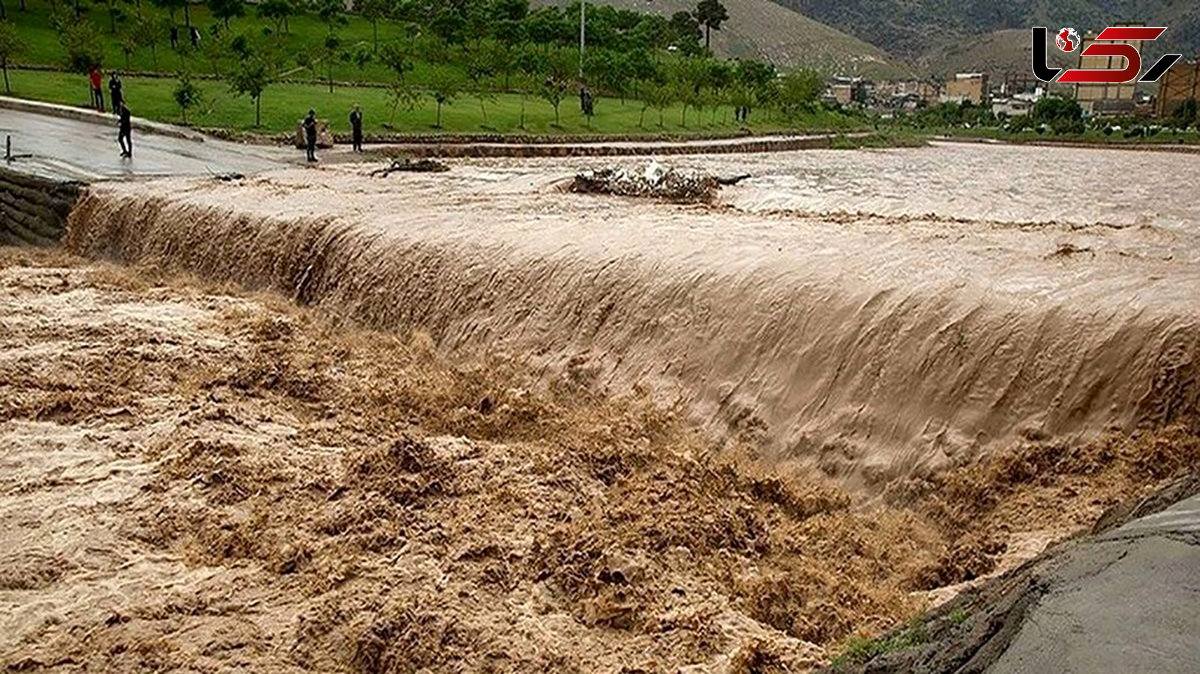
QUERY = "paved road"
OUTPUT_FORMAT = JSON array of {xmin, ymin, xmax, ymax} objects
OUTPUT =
[{"xmin": 0, "ymin": 108, "xmax": 288, "ymax": 182}]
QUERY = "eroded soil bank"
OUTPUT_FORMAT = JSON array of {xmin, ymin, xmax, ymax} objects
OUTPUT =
[{"xmin": 2, "ymin": 247, "xmax": 1197, "ymax": 672}]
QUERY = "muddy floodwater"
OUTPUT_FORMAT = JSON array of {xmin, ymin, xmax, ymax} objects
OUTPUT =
[{"xmin": 4, "ymin": 141, "xmax": 1199, "ymax": 672}]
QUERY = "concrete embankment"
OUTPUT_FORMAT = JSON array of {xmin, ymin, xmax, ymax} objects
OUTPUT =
[{"xmin": 0, "ymin": 166, "xmax": 81, "ymax": 246}]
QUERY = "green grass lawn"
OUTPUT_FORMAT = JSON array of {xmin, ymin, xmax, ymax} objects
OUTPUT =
[{"xmin": 6, "ymin": 68, "xmax": 864, "ymax": 136}]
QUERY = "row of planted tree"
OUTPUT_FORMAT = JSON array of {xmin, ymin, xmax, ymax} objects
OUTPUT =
[{"xmin": 1, "ymin": 0, "xmax": 832, "ymax": 128}]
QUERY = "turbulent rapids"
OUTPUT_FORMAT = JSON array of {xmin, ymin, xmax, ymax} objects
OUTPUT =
[
  {"xmin": 65, "ymin": 145, "xmax": 1200, "ymax": 488},
  {"xmin": 4, "ymin": 143, "xmax": 1199, "ymax": 672}
]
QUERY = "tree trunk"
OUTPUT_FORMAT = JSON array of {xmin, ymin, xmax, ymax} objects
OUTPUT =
[
  {"xmin": 436, "ymin": 102, "xmax": 442, "ymax": 128},
  {"xmin": 255, "ymin": 95, "xmax": 261, "ymax": 127},
  {"xmin": 183, "ymin": 2, "xmax": 191, "ymax": 28},
  {"xmin": 109, "ymin": 8, "xmax": 116, "ymax": 33},
  {"xmin": 3, "ymin": 62, "xmax": 10, "ymax": 95},
  {"xmin": 705, "ymin": 25, "xmax": 710, "ymax": 49},
  {"xmin": 639, "ymin": 106, "xmax": 646, "ymax": 127},
  {"xmin": 372, "ymin": 21, "xmax": 377, "ymax": 52}
]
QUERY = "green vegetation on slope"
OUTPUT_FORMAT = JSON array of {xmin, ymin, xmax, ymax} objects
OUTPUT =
[{"xmin": 0, "ymin": 0, "xmax": 867, "ymax": 136}]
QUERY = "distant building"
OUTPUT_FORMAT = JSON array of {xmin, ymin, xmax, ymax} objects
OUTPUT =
[
  {"xmin": 942, "ymin": 73, "xmax": 988, "ymax": 104},
  {"xmin": 1074, "ymin": 27, "xmax": 1142, "ymax": 116},
  {"xmin": 1155, "ymin": 60, "xmax": 1200, "ymax": 118},
  {"xmin": 992, "ymin": 97, "xmax": 1034, "ymax": 118},
  {"xmin": 870, "ymin": 79, "xmax": 941, "ymax": 110},
  {"xmin": 827, "ymin": 77, "xmax": 869, "ymax": 107}
]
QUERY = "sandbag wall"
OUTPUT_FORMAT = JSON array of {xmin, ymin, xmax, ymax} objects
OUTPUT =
[{"xmin": 0, "ymin": 167, "xmax": 82, "ymax": 246}]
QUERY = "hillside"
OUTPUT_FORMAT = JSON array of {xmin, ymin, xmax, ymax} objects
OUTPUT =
[
  {"xmin": 767, "ymin": 0, "xmax": 1199, "ymax": 75},
  {"xmin": 532, "ymin": 0, "xmax": 914, "ymax": 78},
  {"xmin": 918, "ymin": 28, "xmax": 1075, "ymax": 80}
]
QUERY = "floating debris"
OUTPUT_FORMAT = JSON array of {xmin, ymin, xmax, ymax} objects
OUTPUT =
[
  {"xmin": 569, "ymin": 161, "xmax": 722, "ymax": 203},
  {"xmin": 369, "ymin": 158, "xmax": 451, "ymax": 177}
]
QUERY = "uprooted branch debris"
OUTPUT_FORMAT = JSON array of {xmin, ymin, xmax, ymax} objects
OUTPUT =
[
  {"xmin": 569, "ymin": 162, "xmax": 739, "ymax": 204},
  {"xmin": 369, "ymin": 158, "xmax": 450, "ymax": 177}
]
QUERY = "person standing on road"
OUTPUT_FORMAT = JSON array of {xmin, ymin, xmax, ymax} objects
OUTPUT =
[
  {"xmin": 108, "ymin": 73, "xmax": 124, "ymax": 113},
  {"xmin": 117, "ymin": 102, "xmax": 133, "ymax": 159},
  {"xmin": 303, "ymin": 109, "xmax": 318, "ymax": 162},
  {"xmin": 89, "ymin": 66, "xmax": 105, "ymax": 112},
  {"xmin": 349, "ymin": 103, "xmax": 363, "ymax": 152}
]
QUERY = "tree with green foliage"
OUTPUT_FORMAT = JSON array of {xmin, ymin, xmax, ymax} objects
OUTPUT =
[
  {"xmin": 467, "ymin": 39, "xmax": 502, "ymax": 126},
  {"xmin": 669, "ymin": 58, "xmax": 703, "ymax": 126},
  {"xmin": 313, "ymin": 0, "xmax": 346, "ymax": 35},
  {"xmin": 228, "ymin": 54, "xmax": 273, "ymax": 127},
  {"xmin": 59, "ymin": 16, "xmax": 103, "ymax": 73},
  {"xmin": 427, "ymin": 66, "xmax": 460, "ymax": 128},
  {"xmin": 173, "ymin": 72, "xmax": 201, "ymax": 123},
  {"xmin": 354, "ymin": 0, "xmax": 387, "ymax": 52},
  {"xmin": 539, "ymin": 47, "xmax": 574, "ymax": 127},
  {"xmin": 257, "ymin": 0, "xmax": 293, "ymax": 35},
  {"xmin": 210, "ymin": 0, "xmax": 245, "ymax": 28},
  {"xmin": 315, "ymin": 33, "xmax": 345, "ymax": 93},
  {"xmin": 1170, "ymin": 98, "xmax": 1197, "ymax": 130},
  {"xmin": 641, "ymin": 78, "xmax": 673, "ymax": 127},
  {"xmin": 0, "ymin": 20, "xmax": 24, "ymax": 94},
  {"xmin": 694, "ymin": 0, "xmax": 727, "ymax": 50},
  {"xmin": 668, "ymin": 10, "xmax": 701, "ymax": 53},
  {"xmin": 150, "ymin": 0, "xmax": 190, "ymax": 27},
  {"xmin": 379, "ymin": 40, "xmax": 414, "ymax": 85},
  {"xmin": 384, "ymin": 78, "xmax": 418, "ymax": 127},
  {"xmin": 777, "ymin": 69, "xmax": 822, "ymax": 119},
  {"xmin": 1032, "ymin": 96, "xmax": 1083, "ymax": 134}
]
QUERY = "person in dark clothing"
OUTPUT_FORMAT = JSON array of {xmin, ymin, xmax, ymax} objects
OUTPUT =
[
  {"xmin": 349, "ymin": 103, "xmax": 363, "ymax": 152},
  {"xmin": 303, "ymin": 109, "xmax": 318, "ymax": 162},
  {"xmin": 189, "ymin": 26, "xmax": 201, "ymax": 48},
  {"xmin": 89, "ymin": 66, "xmax": 105, "ymax": 112},
  {"xmin": 170, "ymin": 25, "xmax": 179, "ymax": 49},
  {"xmin": 117, "ymin": 102, "xmax": 132, "ymax": 159},
  {"xmin": 108, "ymin": 73, "xmax": 124, "ymax": 113}
]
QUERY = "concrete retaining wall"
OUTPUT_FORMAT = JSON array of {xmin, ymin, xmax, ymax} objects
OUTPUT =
[{"xmin": 0, "ymin": 167, "xmax": 82, "ymax": 246}]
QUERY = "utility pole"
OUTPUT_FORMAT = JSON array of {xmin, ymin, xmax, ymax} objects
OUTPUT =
[{"xmin": 579, "ymin": 0, "xmax": 586, "ymax": 78}]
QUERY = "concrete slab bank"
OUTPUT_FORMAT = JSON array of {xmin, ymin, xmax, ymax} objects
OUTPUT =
[{"xmin": 0, "ymin": 166, "xmax": 81, "ymax": 246}]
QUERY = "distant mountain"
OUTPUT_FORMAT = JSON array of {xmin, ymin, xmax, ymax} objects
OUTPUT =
[
  {"xmin": 531, "ymin": 0, "xmax": 915, "ymax": 78},
  {"xmin": 767, "ymin": 0, "xmax": 1200, "ymax": 74}
]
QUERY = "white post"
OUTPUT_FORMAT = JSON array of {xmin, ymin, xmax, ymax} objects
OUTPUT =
[{"xmin": 579, "ymin": 0, "xmax": 586, "ymax": 78}]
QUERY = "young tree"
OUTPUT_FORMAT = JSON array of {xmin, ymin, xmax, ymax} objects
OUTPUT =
[
  {"xmin": 355, "ymin": 0, "xmax": 387, "ymax": 52},
  {"xmin": 427, "ymin": 66, "xmax": 460, "ymax": 128},
  {"xmin": 173, "ymin": 72, "xmax": 201, "ymax": 123},
  {"xmin": 467, "ymin": 39, "xmax": 502, "ymax": 126},
  {"xmin": 694, "ymin": 0, "xmax": 727, "ymax": 50},
  {"xmin": 59, "ymin": 18, "xmax": 103, "ymax": 74},
  {"xmin": 384, "ymin": 79, "xmax": 418, "ymax": 128},
  {"xmin": 379, "ymin": 40, "xmax": 414, "ymax": 85},
  {"xmin": 316, "ymin": 33, "xmax": 345, "ymax": 93},
  {"xmin": 314, "ymin": 0, "xmax": 347, "ymax": 35},
  {"xmin": 257, "ymin": 0, "xmax": 293, "ymax": 35},
  {"xmin": 0, "ymin": 20, "xmax": 24, "ymax": 94},
  {"xmin": 116, "ymin": 23, "xmax": 139, "ymax": 69},
  {"xmin": 669, "ymin": 58, "xmax": 702, "ymax": 127},
  {"xmin": 777, "ymin": 69, "xmax": 821, "ymax": 119},
  {"xmin": 539, "ymin": 46, "xmax": 574, "ymax": 127},
  {"xmin": 228, "ymin": 54, "xmax": 272, "ymax": 127},
  {"xmin": 209, "ymin": 0, "xmax": 244, "ymax": 29}
]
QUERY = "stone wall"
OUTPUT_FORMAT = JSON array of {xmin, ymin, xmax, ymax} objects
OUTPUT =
[{"xmin": 0, "ymin": 167, "xmax": 82, "ymax": 246}]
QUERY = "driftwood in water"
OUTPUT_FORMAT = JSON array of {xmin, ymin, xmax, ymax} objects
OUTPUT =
[{"xmin": 370, "ymin": 158, "xmax": 450, "ymax": 177}]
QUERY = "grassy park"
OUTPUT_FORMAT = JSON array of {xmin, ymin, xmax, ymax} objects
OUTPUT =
[
  {"xmin": 0, "ymin": 0, "xmax": 869, "ymax": 136},
  {"xmin": 3, "ymin": 67, "xmax": 863, "ymax": 136}
]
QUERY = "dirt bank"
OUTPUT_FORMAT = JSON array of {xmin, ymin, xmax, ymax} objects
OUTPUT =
[
  {"xmin": 2, "ymin": 247, "xmax": 1197, "ymax": 672},
  {"xmin": 62, "ymin": 149, "xmax": 1200, "ymax": 489}
]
